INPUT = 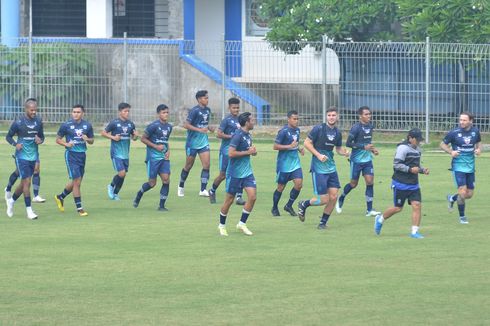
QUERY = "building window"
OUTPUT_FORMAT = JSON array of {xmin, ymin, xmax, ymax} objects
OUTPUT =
[
  {"xmin": 113, "ymin": 0, "xmax": 169, "ymax": 38},
  {"xmin": 245, "ymin": 0, "xmax": 269, "ymax": 37},
  {"xmin": 33, "ymin": 0, "xmax": 86, "ymax": 37}
]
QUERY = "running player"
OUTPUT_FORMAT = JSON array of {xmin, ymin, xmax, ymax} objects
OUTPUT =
[
  {"xmin": 102, "ymin": 102, "xmax": 139, "ymax": 200},
  {"xmin": 271, "ymin": 110, "xmax": 304, "ymax": 216},
  {"xmin": 54, "ymin": 104, "xmax": 94, "ymax": 216},
  {"xmin": 133, "ymin": 104, "xmax": 173, "ymax": 211}
]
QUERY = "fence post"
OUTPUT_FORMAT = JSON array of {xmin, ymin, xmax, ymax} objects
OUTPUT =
[
  {"xmin": 123, "ymin": 32, "xmax": 128, "ymax": 103},
  {"xmin": 322, "ymin": 35, "xmax": 327, "ymax": 123},
  {"xmin": 28, "ymin": 1, "xmax": 33, "ymax": 97},
  {"xmin": 425, "ymin": 37, "xmax": 430, "ymax": 143},
  {"xmin": 221, "ymin": 34, "xmax": 226, "ymax": 120}
]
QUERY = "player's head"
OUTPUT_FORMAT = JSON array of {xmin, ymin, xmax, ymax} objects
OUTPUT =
[
  {"xmin": 326, "ymin": 106, "xmax": 338, "ymax": 126},
  {"xmin": 24, "ymin": 97, "xmax": 38, "ymax": 119},
  {"xmin": 72, "ymin": 104, "xmax": 85, "ymax": 121},
  {"xmin": 407, "ymin": 128, "xmax": 423, "ymax": 145},
  {"xmin": 118, "ymin": 102, "xmax": 131, "ymax": 120},
  {"xmin": 196, "ymin": 90, "xmax": 209, "ymax": 106},
  {"xmin": 287, "ymin": 110, "xmax": 299, "ymax": 128},
  {"xmin": 156, "ymin": 104, "xmax": 169, "ymax": 122},
  {"xmin": 238, "ymin": 112, "xmax": 254, "ymax": 130},
  {"xmin": 459, "ymin": 111, "xmax": 474, "ymax": 129},
  {"xmin": 358, "ymin": 106, "xmax": 371, "ymax": 123},
  {"xmin": 228, "ymin": 97, "xmax": 240, "ymax": 116}
]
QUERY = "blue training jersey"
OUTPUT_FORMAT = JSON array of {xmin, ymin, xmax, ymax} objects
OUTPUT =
[
  {"xmin": 186, "ymin": 105, "xmax": 211, "ymax": 149},
  {"xmin": 6, "ymin": 115, "xmax": 44, "ymax": 161},
  {"xmin": 227, "ymin": 129, "xmax": 253, "ymax": 178},
  {"xmin": 105, "ymin": 118, "xmax": 136, "ymax": 159},
  {"xmin": 219, "ymin": 114, "xmax": 240, "ymax": 154},
  {"xmin": 346, "ymin": 122, "xmax": 374, "ymax": 163},
  {"xmin": 145, "ymin": 120, "xmax": 173, "ymax": 161},
  {"xmin": 57, "ymin": 119, "xmax": 94, "ymax": 153},
  {"xmin": 308, "ymin": 123, "xmax": 342, "ymax": 174},
  {"xmin": 442, "ymin": 126, "xmax": 481, "ymax": 173},
  {"xmin": 275, "ymin": 125, "xmax": 301, "ymax": 173}
]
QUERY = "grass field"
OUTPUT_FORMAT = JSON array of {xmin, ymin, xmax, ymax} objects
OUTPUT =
[{"xmin": 1, "ymin": 136, "xmax": 489, "ymax": 325}]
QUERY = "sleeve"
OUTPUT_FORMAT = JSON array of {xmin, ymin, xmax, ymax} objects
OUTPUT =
[
  {"xmin": 335, "ymin": 130, "xmax": 343, "ymax": 147},
  {"xmin": 104, "ymin": 120, "xmax": 115, "ymax": 133},
  {"xmin": 5, "ymin": 121, "xmax": 18, "ymax": 146},
  {"xmin": 218, "ymin": 118, "xmax": 228, "ymax": 132},
  {"xmin": 274, "ymin": 129, "xmax": 286, "ymax": 144},
  {"xmin": 144, "ymin": 123, "xmax": 154, "ymax": 137},
  {"xmin": 38, "ymin": 119, "xmax": 45, "ymax": 143},
  {"xmin": 476, "ymin": 129, "xmax": 481, "ymax": 143},
  {"xmin": 86, "ymin": 124, "xmax": 94, "ymax": 138},
  {"xmin": 168, "ymin": 125, "xmax": 173, "ymax": 137},
  {"xmin": 393, "ymin": 145, "xmax": 410, "ymax": 173},
  {"xmin": 307, "ymin": 125, "xmax": 320, "ymax": 141},
  {"xmin": 229, "ymin": 133, "xmax": 240, "ymax": 148},
  {"xmin": 442, "ymin": 131, "xmax": 453, "ymax": 145},
  {"xmin": 186, "ymin": 108, "xmax": 197, "ymax": 124},
  {"xmin": 346, "ymin": 125, "xmax": 359, "ymax": 149},
  {"xmin": 57, "ymin": 123, "xmax": 66, "ymax": 138}
]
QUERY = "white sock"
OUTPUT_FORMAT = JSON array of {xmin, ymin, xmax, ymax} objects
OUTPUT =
[
  {"xmin": 411, "ymin": 226, "xmax": 419, "ymax": 234},
  {"xmin": 219, "ymin": 223, "xmax": 226, "ymax": 228},
  {"xmin": 377, "ymin": 215, "xmax": 385, "ymax": 224},
  {"xmin": 238, "ymin": 221, "xmax": 246, "ymax": 226}
]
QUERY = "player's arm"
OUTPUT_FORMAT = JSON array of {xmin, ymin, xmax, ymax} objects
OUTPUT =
[
  {"xmin": 101, "ymin": 123, "xmax": 120, "ymax": 141},
  {"xmin": 228, "ymin": 145, "xmax": 256, "ymax": 158},
  {"xmin": 393, "ymin": 145, "xmax": 416, "ymax": 173},
  {"xmin": 474, "ymin": 141, "xmax": 482, "ymax": 156},
  {"xmin": 183, "ymin": 120, "xmax": 207, "ymax": 133},
  {"xmin": 56, "ymin": 127, "xmax": 73, "ymax": 148},
  {"xmin": 5, "ymin": 122, "xmax": 20, "ymax": 149},
  {"xmin": 216, "ymin": 129, "xmax": 232, "ymax": 140},
  {"xmin": 336, "ymin": 146, "xmax": 350, "ymax": 157},
  {"xmin": 82, "ymin": 126, "xmax": 95, "ymax": 145},
  {"xmin": 440, "ymin": 141, "xmax": 459, "ymax": 158},
  {"xmin": 304, "ymin": 137, "xmax": 326, "ymax": 162},
  {"xmin": 273, "ymin": 130, "xmax": 296, "ymax": 151},
  {"xmin": 35, "ymin": 122, "xmax": 45, "ymax": 144},
  {"xmin": 141, "ymin": 132, "xmax": 164, "ymax": 152}
]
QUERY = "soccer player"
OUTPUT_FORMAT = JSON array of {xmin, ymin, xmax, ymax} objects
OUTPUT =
[
  {"xmin": 217, "ymin": 112, "xmax": 257, "ymax": 236},
  {"xmin": 54, "ymin": 104, "xmax": 94, "ymax": 216},
  {"xmin": 101, "ymin": 102, "xmax": 139, "ymax": 200},
  {"xmin": 178, "ymin": 90, "xmax": 215, "ymax": 197},
  {"xmin": 297, "ymin": 107, "xmax": 350, "ymax": 230},
  {"xmin": 271, "ymin": 110, "xmax": 304, "ymax": 216},
  {"xmin": 133, "ymin": 104, "xmax": 173, "ymax": 211},
  {"xmin": 440, "ymin": 112, "xmax": 481, "ymax": 224},
  {"xmin": 208, "ymin": 97, "xmax": 245, "ymax": 205},
  {"xmin": 5, "ymin": 98, "xmax": 44, "ymax": 219},
  {"xmin": 5, "ymin": 159, "xmax": 45, "ymax": 203},
  {"xmin": 336, "ymin": 106, "xmax": 380, "ymax": 216},
  {"xmin": 374, "ymin": 128, "xmax": 429, "ymax": 239}
]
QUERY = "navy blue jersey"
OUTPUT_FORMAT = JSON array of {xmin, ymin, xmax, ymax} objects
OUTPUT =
[
  {"xmin": 346, "ymin": 122, "xmax": 374, "ymax": 163},
  {"xmin": 308, "ymin": 123, "xmax": 342, "ymax": 174},
  {"xmin": 275, "ymin": 125, "xmax": 301, "ymax": 173},
  {"xmin": 442, "ymin": 126, "xmax": 481, "ymax": 173},
  {"xmin": 57, "ymin": 119, "xmax": 94, "ymax": 153},
  {"xmin": 186, "ymin": 105, "xmax": 211, "ymax": 149},
  {"xmin": 105, "ymin": 118, "xmax": 136, "ymax": 159},
  {"xmin": 6, "ymin": 115, "xmax": 44, "ymax": 161},
  {"xmin": 145, "ymin": 120, "xmax": 173, "ymax": 161},
  {"xmin": 227, "ymin": 129, "xmax": 253, "ymax": 178},
  {"xmin": 218, "ymin": 114, "xmax": 240, "ymax": 154}
]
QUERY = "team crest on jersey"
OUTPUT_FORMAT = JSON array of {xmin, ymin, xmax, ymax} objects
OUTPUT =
[
  {"xmin": 83, "ymin": 125, "xmax": 87, "ymax": 129},
  {"xmin": 162, "ymin": 129, "xmax": 168, "ymax": 136},
  {"xmin": 463, "ymin": 136, "xmax": 472, "ymax": 144},
  {"xmin": 458, "ymin": 133, "xmax": 462, "ymax": 137},
  {"xmin": 292, "ymin": 134, "xmax": 298, "ymax": 141},
  {"xmin": 327, "ymin": 134, "xmax": 335, "ymax": 141},
  {"xmin": 235, "ymin": 122, "xmax": 240, "ymax": 128},
  {"xmin": 202, "ymin": 114, "xmax": 208, "ymax": 121},
  {"xmin": 122, "ymin": 126, "xmax": 128, "ymax": 134},
  {"xmin": 362, "ymin": 127, "xmax": 371, "ymax": 134},
  {"xmin": 70, "ymin": 125, "xmax": 75, "ymax": 129},
  {"xmin": 471, "ymin": 132, "xmax": 475, "ymax": 136},
  {"xmin": 75, "ymin": 129, "xmax": 84, "ymax": 137},
  {"xmin": 117, "ymin": 123, "xmax": 121, "ymax": 127}
]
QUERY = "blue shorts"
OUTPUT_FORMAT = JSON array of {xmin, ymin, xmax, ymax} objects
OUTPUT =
[
  {"xmin": 276, "ymin": 168, "xmax": 303, "ymax": 185},
  {"xmin": 65, "ymin": 151, "xmax": 86, "ymax": 179},
  {"xmin": 312, "ymin": 171, "xmax": 340, "ymax": 195},
  {"xmin": 186, "ymin": 145, "xmax": 210, "ymax": 157},
  {"xmin": 392, "ymin": 187, "xmax": 421, "ymax": 207},
  {"xmin": 112, "ymin": 157, "xmax": 129, "ymax": 172},
  {"xmin": 15, "ymin": 158, "xmax": 36, "ymax": 179},
  {"xmin": 350, "ymin": 160, "xmax": 374, "ymax": 180},
  {"xmin": 226, "ymin": 174, "xmax": 256, "ymax": 195},
  {"xmin": 147, "ymin": 159, "xmax": 171, "ymax": 179},
  {"xmin": 452, "ymin": 171, "xmax": 475, "ymax": 189},
  {"xmin": 219, "ymin": 151, "xmax": 229, "ymax": 172}
]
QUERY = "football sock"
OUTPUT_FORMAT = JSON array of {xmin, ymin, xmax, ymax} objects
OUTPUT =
[
  {"xmin": 339, "ymin": 183, "xmax": 353, "ymax": 204},
  {"xmin": 6, "ymin": 171, "xmax": 18, "ymax": 192},
  {"xmin": 179, "ymin": 169, "xmax": 189, "ymax": 188},
  {"xmin": 159, "ymin": 183, "xmax": 169, "ymax": 208},
  {"xmin": 200, "ymin": 169, "xmax": 210, "ymax": 191},
  {"xmin": 458, "ymin": 203, "xmax": 465, "ymax": 217},
  {"xmin": 24, "ymin": 196, "xmax": 31, "ymax": 207},
  {"xmin": 240, "ymin": 209, "xmax": 251, "ymax": 223},
  {"xmin": 272, "ymin": 190, "xmax": 282, "ymax": 209},
  {"xmin": 74, "ymin": 196, "xmax": 82, "ymax": 210},
  {"xmin": 32, "ymin": 173, "xmax": 40, "ymax": 197},
  {"xmin": 135, "ymin": 182, "xmax": 152, "ymax": 202},
  {"xmin": 236, "ymin": 192, "xmax": 243, "ymax": 199},
  {"xmin": 303, "ymin": 200, "xmax": 312, "ymax": 208},
  {"xmin": 320, "ymin": 213, "xmax": 330, "ymax": 224},
  {"xmin": 451, "ymin": 194, "xmax": 458, "ymax": 202},
  {"xmin": 366, "ymin": 185, "xmax": 374, "ymax": 212},
  {"xmin": 411, "ymin": 225, "xmax": 419, "ymax": 234},
  {"xmin": 286, "ymin": 188, "xmax": 300, "ymax": 207},
  {"xmin": 59, "ymin": 188, "xmax": 72, "ymax": 199},
  {"xmin": 210, "ymin": 182, "xmax": 219, "ymax": 193},
  {"xmin": 12, "ymin": 192, "xmax": 20, "ymax": 201},
  {"xmin": 219, "ymin": 212, "xmax": 227, "ymax": 225},
  {"xmin": 113, "ymin": 175, "xmax": 125, "ymax": 194}
]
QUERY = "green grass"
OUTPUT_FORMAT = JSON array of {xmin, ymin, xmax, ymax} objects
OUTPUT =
[{"xmin": 1, "ymin": 138, "xmax": 489, "ymax": 325}]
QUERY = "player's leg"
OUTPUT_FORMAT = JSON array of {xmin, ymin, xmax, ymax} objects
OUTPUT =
[
  {"xmin": 157, "ymin": 160, "xmax": 171, "ymax": 211},
  {"xmin": 374, "ymin": 187, "xmax": 405, "ymax": 235},
  {"xmin": 409, "ymin": 199, "xmax": 423, "ymax": 238},
  {"xmin": 271, "ymin": 175, "xmax": 286, "ymax": 216},
  {"xmin": 20, "ymin": 174, "xmax": 37, "ymax": 219},
  {"xmin": 5, "ymin": 169, "xmax": 19, "ymax": 201},
  {"xmin": 134, "ymin": 160, "xmax": 158, "ymax": 208},
  {"xmin": 209, "ymin": 151, "xmax": 227, "ymax": 203},
  {"xmin": 218, "ymin": 192, "xmax": 235, "ymax": 236},
  {"xmin": 108, "ymin": 158, "xmax": 127, "ymax": 200},
  {"xmin": 236, "ymin": 180, "xmax": 256, "ymax": 236},
  {"xmin": 284, "ymin": 169, "xmax": 303, "ymax": 216},
  {"xmin": 298, "ymin": 172, "xmax": 329, "ymax": 222},
  {"xmin": 71, "ymin": 156, "xmax": 87, "ymax": 216},
  {"xmin": 337, "ymin": 161, "xmax": 360, "ymax": 213},
  {"xmin": 178, "ymin": 149, "xmax": 196, "ymax": 196},
  {"xmin": 318, "ymin": 173, "xmax": 340, "ymax": 229},
  {"xmin": 197, "ymin": 148, "xmax": 211, "ymax": 196},
  {"xmin": 32, "ymin": 160, "xmax": 45, "ymax": 203}
]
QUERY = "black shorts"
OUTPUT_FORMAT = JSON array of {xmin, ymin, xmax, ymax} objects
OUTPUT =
[{"xmin": 392, "ymin": 187, "xmax": 421, "ymax": 207}]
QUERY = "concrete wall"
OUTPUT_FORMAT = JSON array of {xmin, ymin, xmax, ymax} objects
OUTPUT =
[{"xmin": 195, "ymin": 0, "xmax": 224, "ymax": 71}]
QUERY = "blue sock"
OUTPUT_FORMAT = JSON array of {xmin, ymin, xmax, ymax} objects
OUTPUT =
[
  {"xmin": 113, "ymin": 175, "xmax": 125, "ymax": 194},
  {"xmin": 210, "ymin": 182, "xmax": 219, "ymax": 194},
  {"xmin": 458, "ymin": 203, "xmax": 465, "ymax": 217},
  {"xmin": 12, "ymin": 192, "xmax": 21, "ymax": 201},
  {"xmin": 240, "ymin": 209, "xmax": 251, "ymax": 223},
  {"xmin": 236, "ymin": 192, "xmax": 243, "ymax": 199},
  {"xmin": 24, "ymin": 196, "xmax": 31, "ymax": 207},
  {"xmin": 32, "ymin": 173, "xmax": 40, "ymax": 197},
  {"xmin": 159, "ymin": 183, "xmax": 169, "ymax": 208},
  {"xmin": 135, "ymin": 182, "xmax": 153, "ymax": 202},
  {"xmin": 179, "ymin": 169, "xmax": 189, "ymax": 188},
  {"xmin": 219, "ymin": 212, "xmax": 227, "ymax": 225},
  {"xmin": 272, "ymin": 190, "xmax": 282, "ymax": 209},
  {"xmin": 6, "ymin": 171, "xmax": 18, "ymax": 191},
  {"xmin": 320, "ymin": 213, "xmax": 330, "ymax": 224},
  {"xmin": 200, "ymin": 169, "xmax": 210, "ymax": 191},
  {"xmin": 451, "ymin": 194, "xmax": 458, "ymax": 202},
  {"xmin": 74, "ymin": 196, "xmax": 82, "ymax": 210},
  {"xmin": 339, "ymin": 183, "xmax": 353, "ymax": 204},
  {"xmin": 286, "ymin": 188, "xmax": 300, "ymax": 207},
  {"xmin": 366, "ymin": 185, "xmax": 374, "ymax": 212},
  {"xmin": 59, "ymin": 188, "xmax": 72, "ymax": 199},
  {"xmin": 303, "ymin": 200, "xmax": 312, "ymax": 208}
]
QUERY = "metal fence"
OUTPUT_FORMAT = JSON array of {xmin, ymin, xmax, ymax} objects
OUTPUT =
[{"xmin": 1, "ymin": 36, "xmax": 490, "ymax": 136}]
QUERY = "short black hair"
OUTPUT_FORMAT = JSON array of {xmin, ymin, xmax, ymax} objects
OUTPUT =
[
  {"xmin": 195, "ymin": 90, "xmax": 208, "ymax": 100},
  {"xmin": 73, "ymin": 104, "xmax": 85, "ymax": 112},
  {"xmin": 358, "ymin": 106, "xmax": 371, "ymax": 115},
  {"xmin": 460, "ymin": 111, "xmax": 474, "ymax": 121},
  {"xmin": 287, "ymin": 110, "xmax": 298, "ymax": 118},
  {"xmin": 156, "ymin": 104, "xmax": 169, "ymax": 113},
  {"xmin": 228, "ymin": 97, "xmax": 240, "ymax": 105},
  {"xmin": 238, "ymin": 112, "xmax": 252, "ymax": 127},
  {"xmin": 25, "ymin": 97, "xmax": 37, "ymax": 105},
  {"xmin": 118, "ymin": 102, "xmax": 131, "ymax": 111},
  {"xmin": 326, "ymin": 106, "xmax": 337, "ymax": 114}
]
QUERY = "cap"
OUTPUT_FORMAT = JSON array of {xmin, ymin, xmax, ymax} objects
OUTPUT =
[{"xmin": 408, "ymin": 128, "xmax": 424, "ymax": 141}]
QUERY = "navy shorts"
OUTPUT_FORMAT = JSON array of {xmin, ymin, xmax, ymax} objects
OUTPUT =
[
  {"xmin": 226, "ymin": 174, "xmax": 256, "ymax": 195},
  {"xmin": 147, "ymin": 159, "xmax": 171, "ymax": 179},
  {"xmin": 452, "ymin": 171, "xmax": 475, "ymax": 189},
  {"xmin": 15, "ymin": 158, "xmax": 36, "ymax": 179},
  {"xmin": 112, "ymin": 157, "xmax": 129, "ymax": 172},
  {"xmin": 186, "ymin": 145, "xmax": 210, "ymax": 157},
  {"xmin": 65, "ymin": 151, "xmax": 86, "ymax": 179},
  {"xmin": 392, "ymin": 186, "xmax": 421, "ymax": 207},
  {"xmin": 312, "ymin": 171, "xmax": 340, "ymax": 195},
  {"xmin": 350, "ymin": 160, "xmax": 374, "ymax": 180},
  {"xmin": 276, "ymin": 168, "xmax": 303, "ymax": 185},
  {"xmin": 219, "ymin": 151, "xmax": 229, "ymax": 172}
]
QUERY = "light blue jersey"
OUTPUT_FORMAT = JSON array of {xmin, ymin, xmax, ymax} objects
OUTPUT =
[
  {"xmin": 57, "ymin": 119, "xmax": 94, "ymax": 153},
  {"xmin": 145, "ymin": 120, "xmax": 173, "ymax": 161},
  {"xmin": 186, "ymin": 105, "xmax": 211, "ymax": 150},
  {"xmin": 219, "ymin": 114, "xmax": 240, "ymax": 154},
  {"xmin": 346, "ymin": 122, "xmax": 373, "ymax": 163},
  {"xmin": 227, "ymin": 129, "xmax": 253, "ymax": 178},
  {"xmin": 105, "ymin": 118, "xmax": 136, "ymax": 159},
  {"xmin": 443, "ymin": 126, "xmax": 481, "ymax": 173},
  {"xmin": 308, "ymin": 123, "xmax": 342, "ymax": 174},
  {"xmin": 6, "ymin": 115, "xmax": 44, "ymax": 161},
  {"xmin": 275, "ymin": 125, "xmax": 301, "ymax": 173}
]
